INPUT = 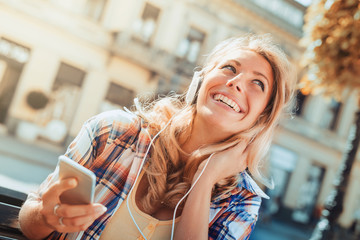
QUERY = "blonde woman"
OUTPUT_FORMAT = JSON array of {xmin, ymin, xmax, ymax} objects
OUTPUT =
[{"xmin": 19, "ymin": 34, "xmax": 296, "ymax": 240}]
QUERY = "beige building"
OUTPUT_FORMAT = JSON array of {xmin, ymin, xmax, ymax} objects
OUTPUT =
[{"xmin": 0, "ymin": 0, "xmax": 358, "ymax": 229}]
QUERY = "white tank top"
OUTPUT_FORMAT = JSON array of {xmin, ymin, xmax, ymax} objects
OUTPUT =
[{"xmin": 100, "ymin": 171, "xmax": 180, "ymax": 240}]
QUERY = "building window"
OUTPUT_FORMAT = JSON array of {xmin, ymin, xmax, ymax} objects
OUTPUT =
[
  {"xmin": 292, "ymin": 164, "xmax": 325, "ymax": 224},
  {"xmin": 101, "ymin": 82, "xmax": 135, "ymax": 112},
  {"xmin": 52, "ymin": 63, "xmax": 85, "ymax": 91},
  {"xmin": 156, "ymin": 74, "xmax": 182, "ymax": 96},
  {"xmin": 263, "ymin": 145, "xmax": 298, "ymax": 219},
  {"xmin": 132, "ymin": 3, "xmax": 161, "ymax": 43},
  {"xmin": 0, "ymin": 39, "xmax": 30, "ymax": 124},
  {"xmin": 50, "ymin": 63, "xmax": 86, "ymax": 130},
  {"xmin": 251, "ymin": 0, "xmax": 304, "ymax": 28},
  {"xmin": 0, "ymin": 60, "xmax": 23, "ymax": 124},
  {"xmin": 176, "ymin": 27, "xmax": 206, "ymax": 63},
  {"xmin": 0, "ymin": 38, "xmax": 30, "ymax": 64},
  {"xmin": 295, "ymin": 89, "xmax": 307, "ymax": 116},
  {"xmin": 84, "ymin": 0, "xmax": 107, "ymax": 22},
  {"xmin": 320, "ymin": 99, "xmax": 341, "ymax": 131}
]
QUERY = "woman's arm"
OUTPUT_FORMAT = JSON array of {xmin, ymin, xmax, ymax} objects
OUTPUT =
[
  {"xmin": 19, "ymin": 195, "xmax": 53, "ymax": 240},
  {"xmin": 174, "ymin": 170, "xmax": 214, "ymax": 239},
  {"xmin": 175, "ymin": 142, "xmax": 248, "ymax": 239}
]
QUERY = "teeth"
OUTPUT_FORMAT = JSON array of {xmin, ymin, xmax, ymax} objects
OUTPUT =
[{"xmin": 214, "ymin": 94, "xmax": 241, "ymax": 113}]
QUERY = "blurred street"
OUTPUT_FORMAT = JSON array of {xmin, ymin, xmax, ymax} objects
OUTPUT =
[
  {"xmin": 0, "ymin": 133, "xmax": 63, "ymax": 193},
  {"xmin": 251, "ymin": 219, "xmax": 312, "ymax": 240},
  {"xmin": 252, "ymin": 220, "xmax": 359, "ymax": 240},
  {"xmin": 0, "ymin": 0, "xmax": 360, "ymax": 239}
]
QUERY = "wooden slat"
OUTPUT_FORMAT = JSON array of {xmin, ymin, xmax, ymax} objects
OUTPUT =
[
  {"xmin": 0, "ymin": 202, "xmax": 26, "ymax": 240},
  {"xmin": 0, "ymin": 202, "xmax": 20, "ymax": 228},
  {"xmin": 0, "ymin": 187, "xmax": 27, "ymax": 207}
]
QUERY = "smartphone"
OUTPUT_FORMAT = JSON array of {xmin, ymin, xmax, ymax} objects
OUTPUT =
[{"xmin": 58, "ymin": 155, "xmax": 96, "ymax": 205}]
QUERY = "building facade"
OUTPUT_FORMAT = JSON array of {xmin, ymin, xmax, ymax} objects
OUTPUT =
[{"xmin": 0, "ymin": 0, "xmax": 358, "ymax": 228}]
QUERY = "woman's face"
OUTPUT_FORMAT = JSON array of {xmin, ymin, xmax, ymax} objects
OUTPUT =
[{"xmin": 196, "ymin": 48, "xmax": 274, "ymax": 138}]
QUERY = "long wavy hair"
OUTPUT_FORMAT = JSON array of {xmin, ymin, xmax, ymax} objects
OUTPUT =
[{"xmin": 135, "ymin": 33, "xmax": 296, "ymax": 214}]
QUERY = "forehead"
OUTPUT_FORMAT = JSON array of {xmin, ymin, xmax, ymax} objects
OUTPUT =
[
  {"xmin": 218, "ymin": 49, "xmax": 273, "ymax": 77},
  {"xmin": 218, "ymin": 48, "xmax": 265, "ymax": 63}
]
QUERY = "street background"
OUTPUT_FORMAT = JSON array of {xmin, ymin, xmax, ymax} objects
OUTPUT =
[{"xmin": 1, "ymin": 0, "xmax": 360, "ymax": 239}]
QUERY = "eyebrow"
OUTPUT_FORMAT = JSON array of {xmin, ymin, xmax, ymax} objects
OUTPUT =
[{"xmin": 230, "ymin": 59, "xmax": 270, "ymax": 84}]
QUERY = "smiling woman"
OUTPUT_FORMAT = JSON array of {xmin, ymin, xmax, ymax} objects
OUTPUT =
[
  {"xmin": 18, "ymin": 34, "xmax": 296, "ymax": 240},
  {"xmin": 194, "ymin": 49, "xmax": 274, "ymax": 140}
]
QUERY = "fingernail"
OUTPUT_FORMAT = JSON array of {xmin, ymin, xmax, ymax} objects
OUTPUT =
[
  {"xmin": 69, "ymin": 178, "xmax": 77, "ymax": 186},
  {"xmin": 96, "ymin": 205, "xmax": 107, "ymax": 214}
]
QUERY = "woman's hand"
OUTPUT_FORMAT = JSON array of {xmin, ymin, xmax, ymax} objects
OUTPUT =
[
  {"xmin": 175, "ymin": 141, "xmax": 249, "ymax": 240},
  {"xmin": 194, "ymin": 141, "xmax": 248, "ymax": 185},
  {"xmin": 39, "ymin": 178, "xmax": 107, "ymax": 233}
]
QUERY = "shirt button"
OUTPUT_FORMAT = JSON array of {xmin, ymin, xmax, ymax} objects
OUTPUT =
[{"xmin": 148, "ymin": 224, "xmax": 154, "ymax": 230}]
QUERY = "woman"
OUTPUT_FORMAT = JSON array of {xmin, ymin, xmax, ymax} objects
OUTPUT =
[{"xmin": 19, "ymin": 33, "xmax": 296, "ymax": 240}]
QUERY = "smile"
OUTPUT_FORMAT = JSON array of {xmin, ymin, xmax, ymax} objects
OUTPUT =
[{"xmin": 213, "ymin": 94, "xmax": 241, "ymax": 113}]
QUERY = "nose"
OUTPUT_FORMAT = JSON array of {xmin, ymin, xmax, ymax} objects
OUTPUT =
[{"xmin": 226, "ymin": 77, "xmax": 242, "ymax": 92}]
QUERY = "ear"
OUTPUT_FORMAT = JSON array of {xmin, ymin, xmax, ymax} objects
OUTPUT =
[{"xmin": 185, "ymin": 71, "xmax": 202, "ymax": 105}]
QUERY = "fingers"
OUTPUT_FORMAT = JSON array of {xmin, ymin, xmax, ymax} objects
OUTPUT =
[
  {"xmin": 40, "ymin": 178, "xmax": 78, "ymax": 218},
  {"xmin": 43, "ymin": 178, "xmax": 78, "ymax": 201},
  {"xmin": 237, "ymin": 150, "xmax": 248, "ymax": 172},
  {"xmin": 37, "ymin": 176, "xmax": 107, "ymax": 233},
  {"xmin": 41, "ymin": 203, "xmax": 107, "ymax": 233},
  {"xmin": 207, "ymin": 140, "xmax": 249, "ymax": 181},
  {"xmin": 60, "ymin": 207, "xmax": 107, "ymax": 227},
  {"xmin": 231, "ymin": 141, "xmax": 249, "ymax": 172},
  {"xmin": 55, "ymin": 203, "xmax": 107, "ymax": 218},
  {"xmin": 54, "ymin": 204, "xmax": 107, "ymax": 233}
]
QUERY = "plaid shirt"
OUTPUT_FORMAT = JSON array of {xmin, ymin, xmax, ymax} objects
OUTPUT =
[{"xmin": 40, "ymin": 110, "xmax": 268, "ymax": 240}]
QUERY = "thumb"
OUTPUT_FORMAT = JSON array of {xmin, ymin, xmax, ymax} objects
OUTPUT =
[
  {"xmin": 41, "ymin": 178, "xmax": 78, "ymax": 204},
  {"xmin": 57, "ymin": 178, "xmax": 78, "ymax": 195}
]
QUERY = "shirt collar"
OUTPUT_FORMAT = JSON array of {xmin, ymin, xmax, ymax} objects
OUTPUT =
[{"xmin": 238, "ymin": 171, "xmax": 269, "ymax": 199}]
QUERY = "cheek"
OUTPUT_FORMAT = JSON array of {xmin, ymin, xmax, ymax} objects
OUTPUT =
[
  {"xmin": 196, "ymin": 79, "xmax": 214, "ymax": 104},
  {"xmin": 196, "ymin": 87, "xmax": 207, "ymax": 106},
  {"xmin": 248, "ymin": 98, "xmax": 268, "ymax": 120},
  {"xmin": 248, "ymin": 90, "xmax": 268, "ymax": 107}
]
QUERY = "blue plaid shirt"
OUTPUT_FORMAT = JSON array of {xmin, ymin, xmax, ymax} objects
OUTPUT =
[{"xmin": 41, "ymin": 110, "xmax": 268, "ymax": 240}]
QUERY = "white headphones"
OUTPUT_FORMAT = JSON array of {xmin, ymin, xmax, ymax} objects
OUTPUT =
[{"xmin": 185, "ymin": 71, "xmax": 202, "ymax": 105}]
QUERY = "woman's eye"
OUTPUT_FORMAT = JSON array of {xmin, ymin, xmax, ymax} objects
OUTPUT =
[
  {"xmin": 221, "ymin": 65, "xmax": 236, "ymax": 73},
  {"xmin": 253, "ymin": 79, "xmax": 265, "ymax": 91}
]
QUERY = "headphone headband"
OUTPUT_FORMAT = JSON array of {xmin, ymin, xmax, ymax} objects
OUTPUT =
[{"xmin": 185, "ymin": 71, "xmax": 202, "ymax": 105}]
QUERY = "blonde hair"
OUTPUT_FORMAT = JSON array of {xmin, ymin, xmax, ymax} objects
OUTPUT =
[{"xmin": 136, "ymin": 33, "xmax": 296, "ymax": 213}]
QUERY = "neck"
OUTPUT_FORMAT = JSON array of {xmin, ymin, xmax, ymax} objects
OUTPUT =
[{"xmin": 181, "ymin": 113, "xmax": 230, "ymax": 155}]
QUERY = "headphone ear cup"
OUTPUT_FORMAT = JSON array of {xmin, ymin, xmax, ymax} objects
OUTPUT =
[{"xmin": 186, "ymin": 71, "xmax": 201, "ymax": 105}]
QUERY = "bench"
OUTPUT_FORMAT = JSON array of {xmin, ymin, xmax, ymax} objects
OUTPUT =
[{"xmin": 0, "ymin": 187, "xmax": 27, "ymax": 240}]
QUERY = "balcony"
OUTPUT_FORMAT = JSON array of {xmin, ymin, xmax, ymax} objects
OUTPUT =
[
  {"xmin": 233, "ymin": 0, "xmax": 306, "ymax": 37},
  {"xmin": 280, "ymin": 116, "xmax": 347, "ymax": 152},
  {"xmin": 111, "ymin": 31, "xmax": 197, "ymax": 81}
]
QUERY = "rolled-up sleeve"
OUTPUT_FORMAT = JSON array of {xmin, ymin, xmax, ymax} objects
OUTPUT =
[{"xmin": 209, "ymin": 194, "xmax": 261, "ymax": 240}]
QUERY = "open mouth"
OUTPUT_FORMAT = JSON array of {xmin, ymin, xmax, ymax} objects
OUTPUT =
[{"xmin": 213, "ymin": 94, "xmax": 241, "ymax": 113}]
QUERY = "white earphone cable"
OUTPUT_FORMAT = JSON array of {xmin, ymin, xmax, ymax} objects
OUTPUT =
[
  {"xmin": 170, "ymin": 153, "xmax": 214, "ymax": 240},
  {"xmin": 126, "ymin": 114, "xmax": 175, "ymax": 240},
  {"xmin": 126, "ymin": 106, "xmax": 214, "ymax": 240}
]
